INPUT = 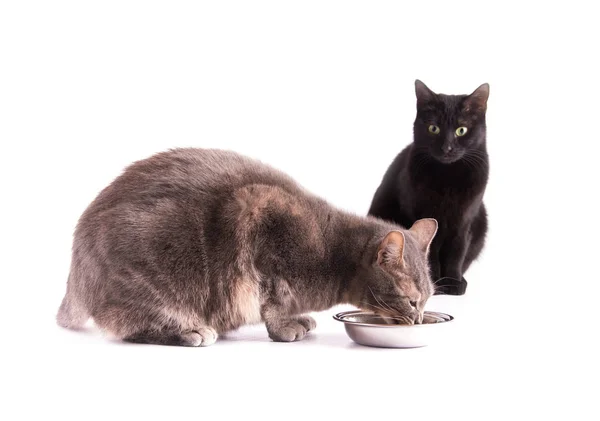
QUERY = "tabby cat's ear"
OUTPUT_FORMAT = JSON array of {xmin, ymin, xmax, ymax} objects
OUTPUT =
[
  {"xmin": 377, "ymin": 231, "xmax": 405, "ymax": 267},
  {"xmin": 408, "ymin": 218, "xmax": 438, "ymax": 254},
  {"xmin": 463, "ymin": 83, "xmax": 490, "ymax": 113},
  {"xmin": 415, "ymin": 79, "xmax": 436, "ymax": 108}
]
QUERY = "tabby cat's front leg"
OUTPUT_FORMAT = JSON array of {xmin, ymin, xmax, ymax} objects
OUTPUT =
[{"xmin": 261, "ymin": 302, "xmax": 316, "ymax": 342}]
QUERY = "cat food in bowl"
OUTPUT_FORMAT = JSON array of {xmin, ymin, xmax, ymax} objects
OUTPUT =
[{"xmin": 333, "ymin": 310, "xmax": 453, "ymax": 348}]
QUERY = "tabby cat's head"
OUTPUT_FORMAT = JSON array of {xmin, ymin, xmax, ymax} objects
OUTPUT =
[{"xmin": 360, "ymin": 218, "xmax": 438, "ymax": 325}]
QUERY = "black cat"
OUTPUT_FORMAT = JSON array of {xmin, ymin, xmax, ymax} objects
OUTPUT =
[{"xmin": 369, "ymin": 80, "xmax": 489, "ymax": 295}]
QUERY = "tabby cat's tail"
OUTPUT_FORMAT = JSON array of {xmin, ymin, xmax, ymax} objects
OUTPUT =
[{"xmin": 56, "ymin": 276, "xmax": 89, "ymax": 329}]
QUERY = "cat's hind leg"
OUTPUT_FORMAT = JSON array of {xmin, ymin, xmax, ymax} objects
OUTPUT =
[
  {"xmin": 123, "ymin": 326, "xmax": 218, "ymax": 347},
  {"xmin": 56, "ymin": 274, "xmax": 90, "ymax": 329},
  {"xmin": 56, "ymin": 292, "xmax": 89, "ymax": 329},
  {"xmin": 92, "ymin": 301, "xmax": 218, "ymax": 347}
]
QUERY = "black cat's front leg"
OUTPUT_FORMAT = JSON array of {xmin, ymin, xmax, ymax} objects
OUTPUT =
[
  {"xmin": 429, "ymin": 230, "xmax": 466, "ymax": 296},
  {"xmin": 434, "ymin": 277, "xmax": 468, "ymax": 296},
  {"xmin": 428, "ymin": 244, "xmax": 442, "ymax": 282},
  {"xmin": 426, "ymin": 231, "xmax": 443, "ymax": 288},
  {"xmin": 261, "ymin": 301, "xmax": 316, "ymax": 343},
  {"xmin": 436, "ymin": 234, "xmax": 469, "ymax": 296}
]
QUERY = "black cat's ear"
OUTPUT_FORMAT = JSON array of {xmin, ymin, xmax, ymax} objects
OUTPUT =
[
  {"xmin": 377, "ymin": 231, "xmax": 405, "ymax": 267},
  {"xmin": 408, "ymin": 218, "xmax": 438, "ymax": 254},
  {"xmin": 415, "ymin": 79, "xmax": 436, "ymax": 107},
  {"xmin": 463, "ymin": 83, "xmax": 490, "ymax": 113}
]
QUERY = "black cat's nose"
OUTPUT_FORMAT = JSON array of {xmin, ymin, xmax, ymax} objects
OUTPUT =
[{"xmin": 442, "ymin": 144, "xmax": 453, "ymax": 153}]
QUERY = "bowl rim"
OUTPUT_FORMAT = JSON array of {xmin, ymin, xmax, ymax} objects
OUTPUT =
[{"xmin": 333, "ymin": 310, "xmax": 454, "ymax": 328}]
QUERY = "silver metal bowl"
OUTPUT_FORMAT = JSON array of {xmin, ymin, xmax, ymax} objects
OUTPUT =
[{"xmin": 333, "ymin": 310, "xmax": 454, "ymax": 348}]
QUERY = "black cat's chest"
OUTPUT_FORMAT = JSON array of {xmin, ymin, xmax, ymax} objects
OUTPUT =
[
  {"xmin": 406, "ymin": 157, "xmax": 488, "ymax": 219},
  {"xmin": 414, "ymin": 160, "xmax": 484, "ymax": 192}
]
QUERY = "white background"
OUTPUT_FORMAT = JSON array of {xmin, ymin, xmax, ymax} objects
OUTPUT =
[{"xmin": 1, "ymin": 1, "xmax": 598, "ymax": 420}]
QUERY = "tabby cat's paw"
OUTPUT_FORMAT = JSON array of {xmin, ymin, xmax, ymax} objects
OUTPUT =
[
  {"xmin": 294, "ymin": 315, "xmax": 317, "ymax": 332},
  {"xmin": 267, "ymin": 320, "xmax": 309, "ymax": 342},
  {"xmin": 183, "ymin": 327, "xmax": 218, "ymax": 347}
]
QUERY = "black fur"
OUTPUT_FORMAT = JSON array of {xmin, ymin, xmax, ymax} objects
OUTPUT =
[{"xmin": 369, "ymin": 80, "xmax": 490, "ymax": 295}]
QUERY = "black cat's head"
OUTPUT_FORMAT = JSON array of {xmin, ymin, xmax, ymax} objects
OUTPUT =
[{"xmin": 413, "ymin": 80, "xmax": 489, "ymax": 164}]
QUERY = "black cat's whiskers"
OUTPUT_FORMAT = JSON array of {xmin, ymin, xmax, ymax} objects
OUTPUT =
[
  {"xmin": 465, "ymin": 150, "xmax": 488, "ymax": 161},
  {"xmin": 462, "ymin": 152, "xmax": 487, "ymax": 171},
  {"xmin": 465, "ymin": 150, "xmax": 487, "ymax": 160}
]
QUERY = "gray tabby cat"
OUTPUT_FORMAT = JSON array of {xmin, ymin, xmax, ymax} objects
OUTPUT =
[{"xmin": 57, "ymin": 148, "xmax": 438, "ymax": 346}]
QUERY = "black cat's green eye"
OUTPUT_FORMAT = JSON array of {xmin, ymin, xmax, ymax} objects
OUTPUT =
[
  {"xmin": 428, "ymin": 125, "xmax": 440, "ymax": 135},
  {"xmin": 455, "ymin": 127, "xmax": 468, "ymax": 136}
]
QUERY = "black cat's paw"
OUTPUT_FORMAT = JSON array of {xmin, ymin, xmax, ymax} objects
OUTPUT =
[{"xmin": 433, "ymin": 277, "xmax": 468, "ymax": 296}]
